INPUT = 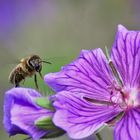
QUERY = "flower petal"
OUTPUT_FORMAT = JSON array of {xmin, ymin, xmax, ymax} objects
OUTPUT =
[
  {"xmin": 45, "ymin": 48, "xmax": 114, "ymax": 101},
  {"xmin": 114, "ymin": 108, "xmax": 140, "ymax": 140},
  {"xmin": 111, "ymin": 25, "xmax": 140, "ymax": 87},
  {"xmin": 3, "ymin": 87, "xmax": 53, "ymax": 140},
  {"xmin": 53, "ymin": 91, "xmax": 121, "ymax": 139}
]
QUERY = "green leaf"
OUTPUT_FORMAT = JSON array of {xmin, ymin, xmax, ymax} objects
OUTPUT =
[
  {"xmin": 35, "ymin": 116, "xmax": 65, "ymax": 139},
  {"xmin": 35, "ymin": 116, "xmax": 57, "ymax": 130},
  {"xmin": 36, "ymin": 97, "xmax": 54, "ymax": 111}
]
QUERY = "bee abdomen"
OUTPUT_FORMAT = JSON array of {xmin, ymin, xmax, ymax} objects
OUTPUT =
[{"xmin": 9, "ymin": 67, "xmax": 27, "ymax": 86}]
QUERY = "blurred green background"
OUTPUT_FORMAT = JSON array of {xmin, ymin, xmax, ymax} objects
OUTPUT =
[{"xmin": 0, "ymin": 0, "xmax": 140, "ymax": 140}]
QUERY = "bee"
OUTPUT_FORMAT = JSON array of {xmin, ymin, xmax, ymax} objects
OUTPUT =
[{"xmin": 9, "ymin": 54, "xmax": 51, "ymax": 89}]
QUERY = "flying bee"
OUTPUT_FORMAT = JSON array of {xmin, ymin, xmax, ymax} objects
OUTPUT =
[{"xmin": 9, "ymin": 54, "xmax": 51, "ymax": 89}]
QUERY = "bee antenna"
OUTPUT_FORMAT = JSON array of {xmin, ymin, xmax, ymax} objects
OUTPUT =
[{"xmin": 40, "ymin": 60, "xmax": 52, "ymax": 64}]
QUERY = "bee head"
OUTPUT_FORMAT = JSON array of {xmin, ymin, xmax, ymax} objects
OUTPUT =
[{"xmin": 28, "ymin": 55, "xmax": 42, "ymax": 72}]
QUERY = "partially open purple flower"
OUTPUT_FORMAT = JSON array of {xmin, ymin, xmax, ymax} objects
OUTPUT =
[
  {"xmin": 3, "ymin": 87, "xmax": 53, "ymax": 140},
  {"xmin": 45, "ymin": 25, "xmax": 140, "ymax": 140}
]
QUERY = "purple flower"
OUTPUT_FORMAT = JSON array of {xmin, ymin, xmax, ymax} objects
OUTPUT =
[
  {"xmin": 45, "ymin": 25, "xmax": 140, "ymax": 140},
  {"xmin": 3, "ymin": 87, "xmax": 53, "ymax": 140}
]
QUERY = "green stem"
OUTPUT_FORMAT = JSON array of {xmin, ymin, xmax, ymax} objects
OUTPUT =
[{"xmin": 96, "ymin": 132, "xmax": 102, "ymax": 140}]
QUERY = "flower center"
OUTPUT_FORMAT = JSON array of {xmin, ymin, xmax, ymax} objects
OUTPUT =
[
  {"xmin": 123, "ymin": 87, "xmax": 140, "ymax": 108},
  {"xmin": 106, "ymin": 58, "xmax": 140, "ymax": 110},
  {"xmin": 109, "ymin": 83, "xmax": 140, "ymax": 110}
]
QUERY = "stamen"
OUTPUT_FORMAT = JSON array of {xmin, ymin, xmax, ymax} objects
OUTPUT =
[
  {"xmin": 106, "ymin": 111, "xmax": 124, "ymax": 126},
  {"xmin": 84, "ymin": 97, "xmax": 115, "ymax": 106},
  {"xmin": 105, "ymin": 46, "xmax": 123, "ymax": 87},
  {"xmin": 109, "ymin": 61, "xmax": 123, "ymax": 87}
]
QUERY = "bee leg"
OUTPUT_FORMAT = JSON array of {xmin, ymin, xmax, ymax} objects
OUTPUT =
[
  {"xmin": 13, "ymin": 74, "xmax": 20, "ymax": 87},
  {"xmin": 15, "ymin": 79, "xmax": 20, "ymax": 87},
  {"xmin": 34, "ymin": 74, "xmax": 39, "ymax": 89},
  {"xmin": 15, "ymin": 83, "xmax": 20, "ymax": 87},
  {"xmin": 39, "ymin": 71, "xmax": 43, "ymax": 79}
]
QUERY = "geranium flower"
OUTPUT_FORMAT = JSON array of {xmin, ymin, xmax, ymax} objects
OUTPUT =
[
  {"xmin": 3, "ymin": 87, "xmax": 54, "ymax": 140},
  {"xmin": 44, "ymin": 25, "xmax": 140, "ymax": 140}
]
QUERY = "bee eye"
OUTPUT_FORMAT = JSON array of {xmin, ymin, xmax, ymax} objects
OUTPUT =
[{"xmin": 28, "ymin": 60, "xmax": 34, "ymax": 67}]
